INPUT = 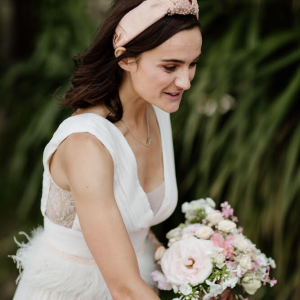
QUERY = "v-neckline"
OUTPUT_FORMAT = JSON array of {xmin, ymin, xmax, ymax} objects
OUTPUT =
[{"xmin": 73, "ymin": 104, "xmax": 167, "ymax": 219}]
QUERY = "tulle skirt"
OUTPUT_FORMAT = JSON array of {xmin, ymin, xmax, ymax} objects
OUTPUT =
[{"xmin": 10, "ymin": 221, "xmax": 158, "ymax": 300}]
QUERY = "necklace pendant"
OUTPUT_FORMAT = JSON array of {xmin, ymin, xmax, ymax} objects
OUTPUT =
[{"xmin": 146, "ymin": 137, "xmax": 151, "ymax": 146}]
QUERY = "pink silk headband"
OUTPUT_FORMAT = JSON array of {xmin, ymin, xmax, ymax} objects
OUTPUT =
[{"xmin": 113, "ymin": 0, "xmax": 199, "ymax": 54}]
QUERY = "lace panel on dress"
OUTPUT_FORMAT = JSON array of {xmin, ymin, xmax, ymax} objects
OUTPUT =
[{"xmin": 45, "ymin": 175, "xmax": 76, "ymax": 228}]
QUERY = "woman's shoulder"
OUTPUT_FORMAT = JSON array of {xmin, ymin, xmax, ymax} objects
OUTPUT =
[
  {"xmin": 43, "ymin": 113, "xmax": 120, "ymax": 165},
  {"xmin": 59, "ymin": 131, "xmax": 114, "ymax": 176}
]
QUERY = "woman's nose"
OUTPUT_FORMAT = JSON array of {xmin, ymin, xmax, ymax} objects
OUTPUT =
[{"xmin": 174, "ymin": 71, "xmax": 191, "ymax": 90}]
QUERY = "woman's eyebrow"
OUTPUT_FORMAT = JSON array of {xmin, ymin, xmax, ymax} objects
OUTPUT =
[
  {"xmin": 161, "ymin": 55, "xmax": 200, "ymax": 64},
  {"xmin": 161, "ymin": 59, "xmax": 185, "ymax": 63}
]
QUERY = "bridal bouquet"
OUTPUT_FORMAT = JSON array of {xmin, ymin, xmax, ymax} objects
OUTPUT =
[{"xmin": 151, "ymin": 198, "xmax": 276, "ymax": 300}]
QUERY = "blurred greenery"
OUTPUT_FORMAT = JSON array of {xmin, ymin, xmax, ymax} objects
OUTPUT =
[{"xmin": 0, "ymin": 0, "xmax": 299, "ymax": 300}]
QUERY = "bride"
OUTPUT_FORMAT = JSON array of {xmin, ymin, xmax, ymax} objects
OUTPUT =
[{"xmin": 11, "ymin": 0, "xmax": 233, "ymax": 299}]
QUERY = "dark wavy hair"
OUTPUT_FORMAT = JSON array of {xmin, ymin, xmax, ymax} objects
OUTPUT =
[{"xmin": 61, "ymin": 0, "xmax": 201, "ymax": 123}]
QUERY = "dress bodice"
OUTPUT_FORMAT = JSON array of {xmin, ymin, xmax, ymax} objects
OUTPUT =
[{"xmin": 41, "ymin": 104, "xmax": 178, "ymax": 253}]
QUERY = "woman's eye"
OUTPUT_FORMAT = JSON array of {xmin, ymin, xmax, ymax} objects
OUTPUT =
[
  {"xmin": 164, "ymin": 65, "xmax": 177, "ymax": 72},
  {"xmin": 163, "ymin": 62, "xmax": 198, "ymax": 72}
]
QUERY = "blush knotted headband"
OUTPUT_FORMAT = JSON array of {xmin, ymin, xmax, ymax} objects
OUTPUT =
[{"xmin": 113, "ymin": 0, "xmax": 199, "ymax": 57}]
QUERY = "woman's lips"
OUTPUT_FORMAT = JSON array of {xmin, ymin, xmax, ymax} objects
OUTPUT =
[{"xmin": 164, "ymin": 91, "xmax": 183, "ymax": 101}]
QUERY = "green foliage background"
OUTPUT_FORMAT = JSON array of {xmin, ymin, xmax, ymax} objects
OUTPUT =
[{"xmin": 0, "ymin": 0, "xmax": 299, "ymax": 299}]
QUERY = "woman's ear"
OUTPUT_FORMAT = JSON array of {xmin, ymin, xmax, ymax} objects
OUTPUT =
[
  {"xmin": 115, "ymin": 47, "xmax": 137, "ymax": 72},
  {"xmin": 118, "ymin": 57, "xmax": 137, "ymax": 72}
]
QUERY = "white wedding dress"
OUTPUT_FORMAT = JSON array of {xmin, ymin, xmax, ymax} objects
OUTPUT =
[{"xmin": 11, "ymin": 104, "xmax": 178, "ymax": 300}]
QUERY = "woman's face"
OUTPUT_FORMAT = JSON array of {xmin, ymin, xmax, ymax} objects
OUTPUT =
[{"xmin": 125, "ymin": 27, "xmax": 202, "ymax": 113}]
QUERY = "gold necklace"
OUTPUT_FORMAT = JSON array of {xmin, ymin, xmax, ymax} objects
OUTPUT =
[{"xmin": 120, "ymin": 104, "xmax": 151, "ymax": 147}]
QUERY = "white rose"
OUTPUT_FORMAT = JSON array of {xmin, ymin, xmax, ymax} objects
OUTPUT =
[
  {"xmin": 234, "ymin": 234, "xmax": 251, "ymax": 252},
  {"xmin": 239, "ymin": 255, "xmax": 252, "ymax": 271},
  {"xmin": 155, "ymin": 246, "xmax": 166, "ymax": 261},
  {"xmin": 195, "ymin": 226, "xmax": 214, "ymax": 240},
  {"xmin": 241, "ymin": 274, "xmax": 262, "ymax": 295},
  {"xmin": 166, "ymin": 227, "xmax": 182, "ymax": 240},
  {"xmin": 218, "ymin": 220, "xmax": 236, "ymax": 233},
  {"xmin": 206, "ymin": 212, "xmax": 224, "ymax": 225},
  {"xmin": 179, "ymin": 284, "xmax": 193, "ymax": 295},
  {"xmin": 214, "ymin": 253, "xmax": 226, "ymax": 269}
]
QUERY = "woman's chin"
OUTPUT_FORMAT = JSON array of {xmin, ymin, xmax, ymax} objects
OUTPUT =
[
  {"xmin": 150, "ymin": 99, "xmax": 181, "ymax": 114},
  {"xmin": 165, "ymin": 101, "xmax": 181, "ymax": 113}
]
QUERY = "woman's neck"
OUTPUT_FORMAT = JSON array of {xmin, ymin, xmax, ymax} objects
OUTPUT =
[{"xmin": 118, "ymin": 79, "xmax": 148, "ymax": 127}]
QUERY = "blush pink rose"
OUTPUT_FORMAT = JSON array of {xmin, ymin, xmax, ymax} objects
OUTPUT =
[{"xmin": 161, "ymin": 236, "xmax": 214, "ymax": 286}]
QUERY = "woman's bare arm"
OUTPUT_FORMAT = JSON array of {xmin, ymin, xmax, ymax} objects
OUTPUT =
[{"xmin": 61, "ymin": 133, "xmax": 160, "ymax": 300}]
